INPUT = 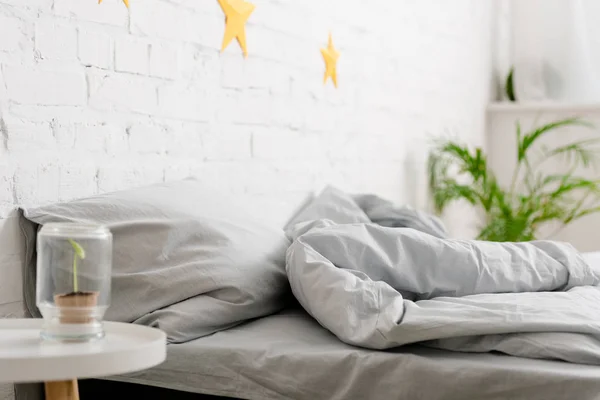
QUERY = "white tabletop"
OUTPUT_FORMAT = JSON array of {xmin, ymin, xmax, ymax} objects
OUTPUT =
[{"xmin": 0, "ymin": 319, "xmax": 167, "ymax": 383}]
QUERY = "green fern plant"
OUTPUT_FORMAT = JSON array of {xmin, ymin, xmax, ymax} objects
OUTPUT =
[{"xmin": 428, "ymin": 117, "xmax": 600, "ymax": 242}]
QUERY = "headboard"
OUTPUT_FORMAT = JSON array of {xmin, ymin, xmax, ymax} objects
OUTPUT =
[{"xmin": 0, "ymin": 211, "xmax": 26, "ymax": 318}]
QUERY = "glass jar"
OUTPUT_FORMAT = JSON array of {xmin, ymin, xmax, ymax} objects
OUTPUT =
[{"xmin": 36, "ymin": 223, "xmax": 112, "ymax": 341}]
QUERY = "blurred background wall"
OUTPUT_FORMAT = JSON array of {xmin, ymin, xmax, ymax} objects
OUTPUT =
[{"xmin": 0, "ymin": 0, "xmax": 493, "ymax": 233}]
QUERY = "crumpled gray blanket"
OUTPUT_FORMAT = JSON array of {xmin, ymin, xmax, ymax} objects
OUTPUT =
[
  {"xmin": 353, "ymin": 193, "xmax": 447, "ymax": 238},
  {"xmin": 285, "ymin": 186, "xmax": 600, "ymax": 365}
]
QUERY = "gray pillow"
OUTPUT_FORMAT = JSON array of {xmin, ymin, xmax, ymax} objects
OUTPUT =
[{"xmin": 20, "ymin": 179, "xmax": 291, "ymax": 343}]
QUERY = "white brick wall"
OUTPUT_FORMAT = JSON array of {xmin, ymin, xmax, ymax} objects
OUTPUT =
[
  {"xmin": 4, "ymin": 66, "xmax": 86, "ymax": 105},
  {"xmin": 35, "ymin": 19, "xmax": 78, "ymax": 61},
  {"xmin": 0, "ymin": 15, "xmax": 22, "ymax": 52},
  {"xmin": 0, "ymin": 0, "xmax": 493, "ymax": 233},
  {"xmin": 115, "ymin": 37, "xmax": 149, "ymax": 75},
  {"xmin": 78, "ymin": 29, "xmax": 112, "ymax": 69}
]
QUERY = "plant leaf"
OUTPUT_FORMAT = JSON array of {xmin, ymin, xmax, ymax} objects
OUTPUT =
[
  {"xmin": 505, "ymin": 67, "xmax": 516, "ymax": 102},
  {"xmin": 549, "ymin": 177, "xmax": 600, "ymax": 199},
  {"xmin": 518, "ymin": 118, "xmax": 593, "ymax": 163},
  {"xmin": 68, "ymin": 238, "xmax": 86, "ymax": 259},
  {"xmin": 427, "ymin": 139, "xmax": 495, "ymax": 214},
  {"xmin": 432, "ymin": 182, "xmax": 480, "ymax": 214},
  {"xmin": 565, "ymin": 205, "xmax": 600, "ymax": 223},
  {"xmin": 539, "ymin": 138, "xmax": 600, "ymax": 169},
  {"xmin": 478, "ymin": 215, "xmax": 534, "ymax": 242}
]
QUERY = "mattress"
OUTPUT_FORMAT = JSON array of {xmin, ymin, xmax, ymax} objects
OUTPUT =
[{"xmin": 106, "ymin": 308, "xmax": 600, "ymax": 400}]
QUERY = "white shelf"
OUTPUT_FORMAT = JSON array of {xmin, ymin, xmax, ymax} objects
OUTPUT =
[{"xmin": 488, "ymin": 102, "xmax": 600, "ymax": 113}]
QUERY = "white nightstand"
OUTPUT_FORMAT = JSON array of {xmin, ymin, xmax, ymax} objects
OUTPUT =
[{"xmin": 0, "ymin": 319, "xmax": 166, "ymax": 400}]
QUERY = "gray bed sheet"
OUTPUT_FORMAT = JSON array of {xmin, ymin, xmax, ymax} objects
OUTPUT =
[{"xmin": 107, "ymin": 309, "xmax": 600, "ymax": 400}]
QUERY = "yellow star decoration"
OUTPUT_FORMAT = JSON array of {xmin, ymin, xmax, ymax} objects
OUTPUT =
[
  {"xmin": 321, "ymin": 33, "xmax": 340, "ymax": 88},
  {"xmin": 217, "ymin": 0, "xmax": 255, "ymax": 58},
  {"xmin": 98, "ymin": 0, "xmax": 129, "ymax": 8}
]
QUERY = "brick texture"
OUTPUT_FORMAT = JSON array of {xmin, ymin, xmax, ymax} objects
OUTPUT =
[
  {"xmin": 0, "ymin": 0, "xmax": 492, "ymax": 234},
  {"xmin": 78, "ymin": 29, "xmax": 112, "ymax": 69},
  {"xmin": 35, "ymin": 20, "xmax": 78, "ymax": 61}
]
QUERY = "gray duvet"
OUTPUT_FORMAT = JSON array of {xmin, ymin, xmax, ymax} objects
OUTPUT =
[{"xmin": 286, "ymin": 187, "xmax": 600, "ymax": 364}]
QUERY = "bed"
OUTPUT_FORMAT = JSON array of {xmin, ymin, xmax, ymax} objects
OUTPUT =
[
  {"xmin": 12, "ymin": 304, "xmax": 600, "ymax": 400},
  {"xmin": 15, "ymin": 302, "xmax": 600, "ymax": 400},
  {"xmin": 5, "ymin": 182, "xmax": 600, "ymax": 400},
  {"xmin": 88, "ymin": 306, "xmax": 600, "ymax": 400}
]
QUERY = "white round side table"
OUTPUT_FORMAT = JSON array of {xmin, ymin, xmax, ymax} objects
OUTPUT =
[{"xmin": 0, "ymin": 319, "xmax": 166, "ymax": 400}]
